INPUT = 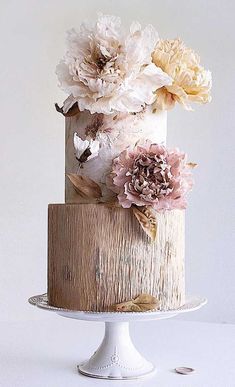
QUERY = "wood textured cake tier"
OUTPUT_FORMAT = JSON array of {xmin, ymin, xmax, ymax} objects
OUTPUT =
[{"xmin": 48, "ymin": 203, "xmax": 185, "ymax": 311}]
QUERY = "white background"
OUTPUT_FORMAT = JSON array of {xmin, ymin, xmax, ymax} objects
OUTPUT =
[{"xmin": 0, "ymin": 0, "xmax": 234, "ymax": 323}]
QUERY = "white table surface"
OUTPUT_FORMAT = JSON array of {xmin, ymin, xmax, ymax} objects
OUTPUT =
[{"xmin": 0, "ymin": 313, "xmax": 234, "ymax": 387}]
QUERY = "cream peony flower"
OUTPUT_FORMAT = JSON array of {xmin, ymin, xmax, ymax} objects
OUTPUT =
[
  {"xmin": 56, "ymin": 14, "xmax": 172, "ymax": 115},
  {"xmin": 152, "ymin": 38, "xmax": 212, "ymax": 110}
]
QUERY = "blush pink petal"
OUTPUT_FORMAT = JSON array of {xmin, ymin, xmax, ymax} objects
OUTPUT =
[{"xmin": 107, "ymin": 140, "xmax": 194, "ymax": 211}]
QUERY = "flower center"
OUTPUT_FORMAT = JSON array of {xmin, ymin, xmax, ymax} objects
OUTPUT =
[
  {"xmin": 96, "ymin": 54, "xmax": 111, "ymax": 70},
  {"xmin": 128, "ymin": 153, "xmax": 173, "ymax": 201}
]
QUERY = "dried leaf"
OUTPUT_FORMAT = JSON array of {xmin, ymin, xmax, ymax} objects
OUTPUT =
[
  {"xmin": 112, "ymin": 293, "xmax": 160, "ymax": 312},
  {"xmin": 55, "ymin": 102, "xmax": 79, "ymax": 117},
  {"xmin": 136, "ymin": 303, "xmax": 159, "ymax": 311},
  {"xmin": 111, "ymin": 301, "xmax": 139, "ymax": 312},
  {"xmin": 187, "ymin": 162, "xmax": 198, "ymax": 169},
  {"xmin": 133, "ymin": 206, "xmax": 157, "ymax": 241},
  {"xmin": 133, "ymin": 293, "xmax": 157, "ymax": 304},
  {"xmin": 67, "ymin": 174, "xmax": 102, "ymax": 200}
]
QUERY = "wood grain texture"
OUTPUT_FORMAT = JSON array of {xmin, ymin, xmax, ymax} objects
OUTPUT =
[{"xmin": 48, "ymin": 204, "xmax": 185, "ymax": 311}]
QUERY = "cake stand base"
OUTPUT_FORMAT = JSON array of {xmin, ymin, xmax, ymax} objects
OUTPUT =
[
  {"xmin": 28, "ymin": 294, "xmax": 207, "ymax": 380},
  {"xmin": 78, "ymin": 321, "xmax": 154, "ymax": 380}
]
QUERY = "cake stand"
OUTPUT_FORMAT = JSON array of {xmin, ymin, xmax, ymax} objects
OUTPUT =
[{"xmin": 29, "ymin": 294, "xmax": 206, "ymax": 380}]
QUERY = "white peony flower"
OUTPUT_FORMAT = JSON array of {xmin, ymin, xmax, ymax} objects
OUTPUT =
[
  {"xmin": 56, "ymin": 14, "xmax": 172, "ymax": 115},
  {"xmin": 74, "ymin": 132, "xmax": 99, "ymax": 162}
]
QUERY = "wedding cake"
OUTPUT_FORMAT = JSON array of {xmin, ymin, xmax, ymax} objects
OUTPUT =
[{"xmin": 47, "ymin": 14, "xmax": 211, "ymax": 312}]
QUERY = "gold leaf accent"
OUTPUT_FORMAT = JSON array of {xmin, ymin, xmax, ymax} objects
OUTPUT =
[
  {"xmin": 112, "ymin": 293, "xmax": 160, "ymax": 312},
  {"xmin": 187, "ymin": 162, "xmax": 198, "ymax": 169},
  {"xmin": 55, "ymin": 102, "xmax": 79, "ymax": 117},
  {"xmin": 67, "ymin": 174, "xmax": 102, "ymax": 200},
  {"xmin": 133, "ymin": 206, "xmax": 157, "ymax": 241}
]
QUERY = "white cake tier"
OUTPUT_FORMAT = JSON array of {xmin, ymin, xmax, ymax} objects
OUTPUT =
[{"xmin": 65, "ymin": 107, "xmax": 167, "ymax": 202}]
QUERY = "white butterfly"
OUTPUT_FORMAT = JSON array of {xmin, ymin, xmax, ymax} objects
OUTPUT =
[{"xmin": 73, "ymin": 132, "xmax": 99, "ymax": 163}]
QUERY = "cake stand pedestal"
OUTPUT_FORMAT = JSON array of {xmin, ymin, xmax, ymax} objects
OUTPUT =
[{"xmin": 29, "ymin": 294, "xmax": 206, "ymax": 380}]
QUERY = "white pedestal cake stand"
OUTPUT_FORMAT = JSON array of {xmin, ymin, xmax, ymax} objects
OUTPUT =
[{"xmin": 28, "ymin": 294, "xmax": 206, "ymax": 380}]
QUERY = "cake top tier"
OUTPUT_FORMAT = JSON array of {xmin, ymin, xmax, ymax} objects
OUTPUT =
[{"xmin": 55, "ymin": 14, "xmax": 212, "ymax": 240}]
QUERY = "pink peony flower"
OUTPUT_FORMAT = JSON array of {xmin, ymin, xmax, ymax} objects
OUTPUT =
[{"xmin": 107, "ymin": 142, "xmax": 194, "ymax": 211}]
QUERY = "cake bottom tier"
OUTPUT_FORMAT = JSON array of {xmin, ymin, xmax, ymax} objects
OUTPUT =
[{"xmin": 47, "ymin": 204, "xmax": 185, "ymax": 311}]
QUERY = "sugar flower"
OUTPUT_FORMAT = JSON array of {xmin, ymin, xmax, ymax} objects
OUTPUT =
[
  {"xmin": 56, "ymin": 14, "xmax": 172, "ymax": 115},
  {"xmin": 107, "ymin": 142, "xmax": 194, "ymax": 211},
  {"xmin": 152, "ymin": 38, "xmax": 212, "ymax": 110}
]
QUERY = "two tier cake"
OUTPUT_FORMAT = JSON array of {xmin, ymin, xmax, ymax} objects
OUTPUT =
[{"xmin": 47, "ymin": 14, "xmax": 211, "ymax": 312}]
